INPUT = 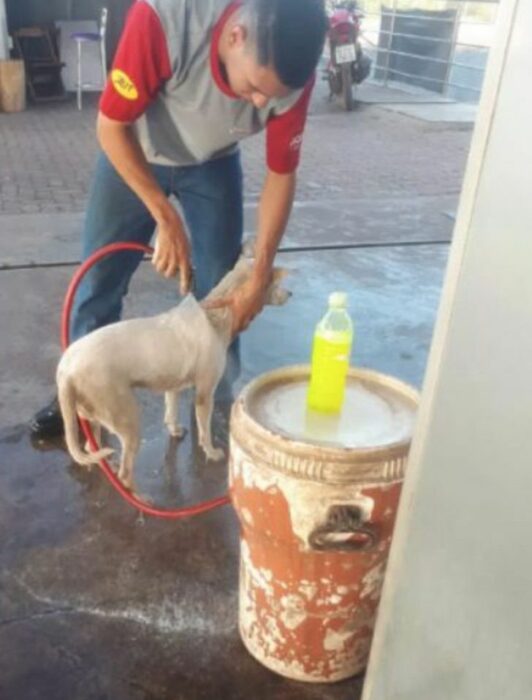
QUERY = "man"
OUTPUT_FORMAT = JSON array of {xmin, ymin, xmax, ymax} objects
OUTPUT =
[{"xmin": 31, "ymin": 0, "xmax": 327, "ymax": 439}]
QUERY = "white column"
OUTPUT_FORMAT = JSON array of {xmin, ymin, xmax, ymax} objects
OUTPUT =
[
  {"xmin": 362, "ymin": 0, "xmax": 532, "ymax": 698},
  {"xmin": 0, "ymin": 0, "xmax": 9, "ymax": 60}
]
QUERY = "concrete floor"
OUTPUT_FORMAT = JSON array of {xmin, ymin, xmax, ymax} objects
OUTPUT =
[
  {"xmin": 0, "ymin": 244, "xmax": 448, "ymax": 700},
  {"xmin": 381, "ymin": 102, "xmax": 478, "ymax": 124},
  {"xmin": 0, "ymin": 77, "xmax": 468, "ymax": 697}
]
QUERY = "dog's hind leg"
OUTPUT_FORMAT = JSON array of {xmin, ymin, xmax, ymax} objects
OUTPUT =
[
  {"xmin": 195, "ymin": 392, "xmax": 224, "ymax": 462},
  {"xmin": 117, "ymin": 433, "xmax": 140, "ymax": 491},
  {"xmin": 112, "ymin": 396, "xmax": 141, "ymax": 491},
  {"xmin": 164, "ymin": 390, "xmax": 185, "ymax": 438},
  {"xmin": 83, "ymin": 421, "xmax": 103, "ymax": 458}
]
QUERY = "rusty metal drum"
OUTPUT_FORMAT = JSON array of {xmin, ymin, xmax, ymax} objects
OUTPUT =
[{"xmin": 229, "ymin": 365, "xmax": 418, "ymax": 683}]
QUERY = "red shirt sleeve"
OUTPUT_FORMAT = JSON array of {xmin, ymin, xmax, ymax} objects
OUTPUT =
[
  {"xmin": 99, "ymin": 1, "xmax": 172, "ymax": 122},
  {"xmin": 266, "ymin": 75, "xmax": 315, "ymax": 174}
]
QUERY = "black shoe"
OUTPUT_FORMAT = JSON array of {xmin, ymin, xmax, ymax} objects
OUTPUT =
[{"xmin": 30, "ymin": 396, "xmax": 64, "ymax": 439}]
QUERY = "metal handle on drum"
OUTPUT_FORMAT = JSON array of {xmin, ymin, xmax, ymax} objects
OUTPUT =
[{"xmin": 308, "ymin": 505, "xmax": 378, "ymax": 552}]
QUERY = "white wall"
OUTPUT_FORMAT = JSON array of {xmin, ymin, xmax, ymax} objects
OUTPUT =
[{"xmin": 362, "ymin": 0, "xmax": 532, "ymax": 698}]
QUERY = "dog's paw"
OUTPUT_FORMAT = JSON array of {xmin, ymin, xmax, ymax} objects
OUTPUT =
[
  {"xmin": 167, "ymin": 424, "xmax": 186, "ymax": 439},
  {"xmin": 119, "ymin": 477, "xmax": 137, "ymax": 493},
  {"xmin": 106, "ymin": 458, "xmax": 119, "ymax": 472},
  {"xmin": 83, "ymin": 442, "xmax": 96, "ymax": 466},
  {"xmin": 132, "ymin": 488, "xmax": 153, "ymax": 504},
  {"xmin": 203, "ymin": 446, "xmax": 225, "ymax": 462},
  {"xmin": 81, "ymin": 454, "xmax": 94, "ymax": 472}
]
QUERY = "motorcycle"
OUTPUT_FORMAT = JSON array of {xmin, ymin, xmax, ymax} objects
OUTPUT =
[{"xmin": 324, "ymin": 2, "xmax": 372, "ymax": 111}]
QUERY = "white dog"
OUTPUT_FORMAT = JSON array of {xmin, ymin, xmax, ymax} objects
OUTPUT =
[{"xmin": 57, "ymin": 247, "xmax": 290, "ymax": 490}]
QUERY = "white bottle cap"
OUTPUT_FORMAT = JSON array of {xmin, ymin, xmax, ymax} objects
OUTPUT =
[{"xmin": 328, "ymin": 292, "xmax": 348, "ymax": 308}]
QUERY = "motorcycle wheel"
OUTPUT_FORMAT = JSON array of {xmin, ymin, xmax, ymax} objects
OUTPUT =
[
  {"xmin": 353, "ymin": 52, "xmax": 372, "ymax": 85},
  {"xmin": 341, "ymin": 63, "xmax": 354, "ymax": 111},
  {"xmin": 327, "ymin": 73, "xmax": 338, "ymax": 101}
]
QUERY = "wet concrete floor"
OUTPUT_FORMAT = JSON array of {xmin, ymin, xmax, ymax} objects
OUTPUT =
[{"xmin": 0, "ymin": 246, "xmax": 448, "ymax": 699}]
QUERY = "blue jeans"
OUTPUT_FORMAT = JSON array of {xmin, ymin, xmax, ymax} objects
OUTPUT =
[{"xmin": 71, "ymin": 151, "xmax": 244, "ymax": 401}]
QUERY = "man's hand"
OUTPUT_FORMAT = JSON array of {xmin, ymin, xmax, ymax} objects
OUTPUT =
[
  {"xmin": 96, "ymin": 114, "xmax": 193, "ymax": 295},
  {"xmin": 152, "ymin": 209, "xmax": 192, "ymax": 295},
  {"xmin": 204, "ymin": 276, "xmax": 268, "ymax": 335}
]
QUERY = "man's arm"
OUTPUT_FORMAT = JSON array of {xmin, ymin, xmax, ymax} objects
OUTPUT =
[
  {"xmin": 253, "ymin": 169, "xmax": 296, "ymax": 284},
  {"xmin": 97, "ymin": 1, "xmax": 191, "ymax": 291},
  {"xmin": 97, "ymin": 114, "xmax": 192, "ymax": 292},
  {"xmin": 214, "ymin": 168, "xmax": 295, "ymax": 332},
  {"xmin": 205, "ymin": 78, "xmax": 314, "ymax": 333}
]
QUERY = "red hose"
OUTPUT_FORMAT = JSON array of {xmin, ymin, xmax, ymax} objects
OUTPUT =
[{"xmin": 61, "ymin": 241, "xmax": 231, "ymax": 519}]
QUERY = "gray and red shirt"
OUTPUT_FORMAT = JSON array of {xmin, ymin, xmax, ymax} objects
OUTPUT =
[{"xmin": 100, "ymin": 0, "xmax": 314, "ymax": 173}]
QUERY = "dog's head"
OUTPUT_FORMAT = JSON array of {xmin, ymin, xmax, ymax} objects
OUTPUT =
[
  {"xmin": 206, "ymin": 239, "xmax": 292, "ymax": 307},
  {"xmin": 201, "ymin": 240, "xmax": 292, "ymax": 341},
  {"xmin": 229, "ymin": 239, "xmax": 292, "ymax": 307}
]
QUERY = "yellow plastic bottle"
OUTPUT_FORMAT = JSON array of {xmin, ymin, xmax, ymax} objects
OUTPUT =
[{"xmin": 307, "ymin": 292, "xmax": 354, "ymax": 414}]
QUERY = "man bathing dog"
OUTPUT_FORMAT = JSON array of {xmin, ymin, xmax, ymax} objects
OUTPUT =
[{"xmin": 31, "ymin": 0, "xmax": 328, "ymax": 439}]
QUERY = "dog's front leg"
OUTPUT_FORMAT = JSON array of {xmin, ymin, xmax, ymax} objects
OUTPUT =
[
  {"xmin": 195, "ymin": 392, "xmax": 224, "ymax": 462},
  {"xmin": 164, "ymin": 390, "xmax": 185, "ymax": 438}
]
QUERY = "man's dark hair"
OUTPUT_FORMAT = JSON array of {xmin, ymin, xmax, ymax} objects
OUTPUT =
[{"xmin": 244, "ymin": 0, "xmax": 328, "ymax": 89}]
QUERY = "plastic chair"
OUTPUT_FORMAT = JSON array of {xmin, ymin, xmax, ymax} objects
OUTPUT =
[{"xmin": 71, "ymin": 7, "xmax": 108, "ymax": 110}]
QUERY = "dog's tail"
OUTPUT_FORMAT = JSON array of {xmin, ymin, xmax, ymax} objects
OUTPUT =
[{"xmin": 58, "ymin": 376, "xmax": 114, "ymax": 465}]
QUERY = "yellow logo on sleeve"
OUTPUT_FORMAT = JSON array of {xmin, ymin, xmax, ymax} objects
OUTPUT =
[{"xmin": 111, "ymin": 69, "xmax": 139, "ymax": 100}]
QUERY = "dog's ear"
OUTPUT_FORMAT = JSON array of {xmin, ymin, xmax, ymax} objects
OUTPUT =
[
  {"xmin": 241, "ymin": 237, "xmax": 257, "ymax": 259},
  {"xmin": 272, "ymin": 267, "xmax": 290, "ymax": 281},
  {"xmin": 266, "ymin": 266, "xmax": 292, "ymax": 306},
  {"xmin": 267, "ymin": 286, "xmax": 292, "ymax": 306}
]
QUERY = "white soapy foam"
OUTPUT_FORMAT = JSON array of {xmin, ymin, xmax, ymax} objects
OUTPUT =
[
  {"xmin": 249, "ymin": 378, "xmax": 416, "ymax": 449},
  {"xmin": 16, "ymin": 576, "xmax": 235, "ymax": 637}
]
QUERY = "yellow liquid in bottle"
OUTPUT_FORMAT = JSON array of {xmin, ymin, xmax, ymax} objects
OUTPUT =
[{"xmin": 307, "ymin": 331, "xmax": 352, "ymax": 413}]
